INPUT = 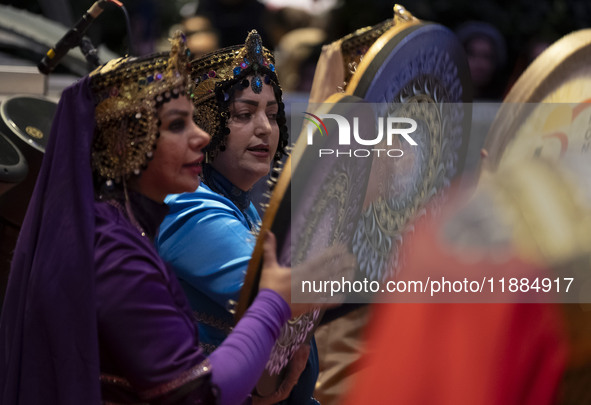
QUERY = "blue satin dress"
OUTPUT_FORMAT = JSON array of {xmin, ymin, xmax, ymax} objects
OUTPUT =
[{"xmin": 157, "ymin": 167, "xmax": 320, "ymax": 405}]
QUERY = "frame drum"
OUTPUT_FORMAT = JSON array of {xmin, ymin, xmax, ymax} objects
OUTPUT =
[
  {"xmin": 344, "ymin": 8, "xmax": 472, "ymax": 283},
  {"xmin": 478, "ymin": 29, "xmax": 591, "ymax": 400}
]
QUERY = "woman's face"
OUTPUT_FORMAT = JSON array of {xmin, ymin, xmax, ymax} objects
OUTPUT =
[
  {"xmin": 211, "ymin": 81, "xmax": 280, "ymax": 191},
  {"xmin": 133, "ymin": 95, "xmax": 209, "ymax": 202}
]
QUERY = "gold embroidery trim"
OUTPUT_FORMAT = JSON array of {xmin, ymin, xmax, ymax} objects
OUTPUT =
[
  {"xmin": 100, "ymin": 358, "xmax": 212, "ymax": 401},
  {"xmin": 140, "ymin": 358, "xmax": 212, "ymax": 400}
]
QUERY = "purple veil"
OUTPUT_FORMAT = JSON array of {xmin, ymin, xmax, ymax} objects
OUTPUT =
[{"xmin": 0, "ymin": 77, "xmax": 101, "ymax": 404}]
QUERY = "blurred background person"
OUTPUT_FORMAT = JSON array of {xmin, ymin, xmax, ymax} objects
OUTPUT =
[
  {"xmin": 503, "ymin": 33, "xmax": 555, "ymax": 96},
  {"xmin": 274, "ymin": 27, "xmax": 326, "ymax": 94},
  {"xmin": 456, "ymin": 21, "xmax": 508, "ymax": 100},
  {"xmin": 191, "ymin": 0, "xmax": 270, "ymax": 48},
  {"xmin": 181, "ymin": 15, "xmax": 220, "ymax": 57}
]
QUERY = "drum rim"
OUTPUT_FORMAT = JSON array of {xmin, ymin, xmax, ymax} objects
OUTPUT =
[
  {"xmin": 346, "ymin": 19, "xmax": 423, "ymax": 97},
  {"xmin": 0, "ymin": 94, "xmax": 57, "ymax": 154}
]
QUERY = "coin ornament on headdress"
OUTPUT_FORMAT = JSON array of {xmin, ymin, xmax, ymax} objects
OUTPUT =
[
  {"xmin": 191, "ymin": 30, "xmax": 276, "ymax": 100},
  {"xmin": 90, "ymin": 31, "xmax": 192, "ymax": 186}
]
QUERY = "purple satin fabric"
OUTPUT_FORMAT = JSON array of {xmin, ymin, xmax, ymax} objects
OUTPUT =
[{"xmin": 94, "ymin": 201, "xmax": 210, "ymax": 392}]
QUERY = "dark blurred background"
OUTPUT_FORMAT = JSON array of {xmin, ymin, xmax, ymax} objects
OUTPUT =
[{"xmin": 1, "ymin": 0, "xmax": 590, "ymax": 98}]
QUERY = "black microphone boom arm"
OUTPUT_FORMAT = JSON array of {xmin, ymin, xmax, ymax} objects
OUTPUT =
[{"xmin": 37, "ymin": 0, "xmax": 108, "ymax": 75}]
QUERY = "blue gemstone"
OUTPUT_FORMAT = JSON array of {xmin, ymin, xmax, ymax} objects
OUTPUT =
[
  {"xmin": 233, "ymin": 66, "xmax": 242, "ymax": 76},
  {"xmin": 252, "ymin": 76, "xmax": 262, "ymax": 93},
  {"xmin": 269, "ymin": 64, "xmax": 275, "ymax": 72}
]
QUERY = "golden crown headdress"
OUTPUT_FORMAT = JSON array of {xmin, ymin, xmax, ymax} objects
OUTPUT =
[
  {"xmin": 90, "ymin": 31, "xmax": 192, "ymax": 185},
  {"xmin": 339, "ymin": 4, "xmax": 417, "ymax": 89}
]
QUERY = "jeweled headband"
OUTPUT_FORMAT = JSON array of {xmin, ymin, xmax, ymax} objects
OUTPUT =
[
  {"xmin": 190, "ymin": 30, "xmax": 288, "ymax": 162},
  {"xmin": 90, "ymin": 31, "xmax": 192, "ymax": 186}
]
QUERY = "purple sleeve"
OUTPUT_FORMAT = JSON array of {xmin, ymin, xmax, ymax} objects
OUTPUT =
[{"xmin": 208, "ymin": 289, "xmax": 291, "ymax": 405}]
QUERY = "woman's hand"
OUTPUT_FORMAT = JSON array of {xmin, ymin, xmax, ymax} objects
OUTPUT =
[{"xmin": 251, "ymin": 344, "xmax": 310, "ymax": 405}]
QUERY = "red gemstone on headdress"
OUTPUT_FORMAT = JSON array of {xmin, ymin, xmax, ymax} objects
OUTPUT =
[
  {"xmin": 155, "ymin": 73, "xmax": 163, "ymax": 80},
  {"xmin": 240, "ymin": 62, "xmax": 247, "ymax": 69},
  {"xmin": 208, "ymin": 70, "xmax": 216, "ymax": 78}
]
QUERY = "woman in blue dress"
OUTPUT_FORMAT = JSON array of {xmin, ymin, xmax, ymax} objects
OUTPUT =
[{"xmin": 156, "ymin": 30, "xmax": 320, "ymax": 404}]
